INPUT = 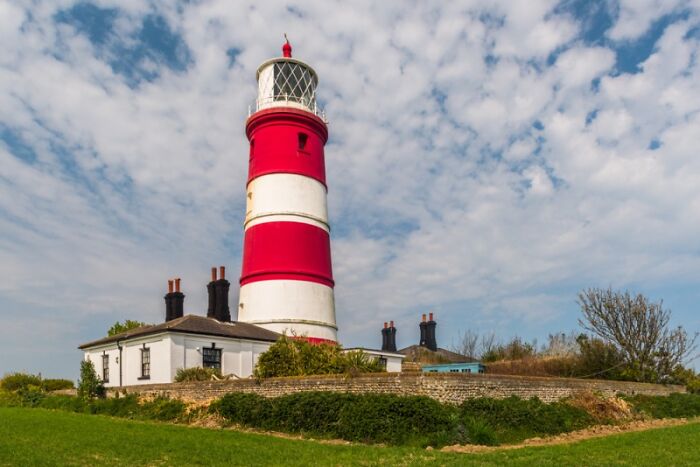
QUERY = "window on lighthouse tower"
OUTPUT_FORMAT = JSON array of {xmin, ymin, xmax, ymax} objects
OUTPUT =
[{"xmin": 298, "ymin": 132, "xmax": 308, "ymax": 151}]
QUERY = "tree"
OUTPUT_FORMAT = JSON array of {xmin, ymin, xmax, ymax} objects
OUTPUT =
[
  {"xmin": 107, "ymin": 320, "xmax": 148, "ymax": 336},
  {"xmin": 77, "ymin": 360, "xmax": 105, "ymax": 399},
  {"xmin": 577, "ymin": 287, "xmax": 698, "ymax": 382},
  {"xmin": 452, "ymin": 330, "xmax": 480, "ymax": 360}
]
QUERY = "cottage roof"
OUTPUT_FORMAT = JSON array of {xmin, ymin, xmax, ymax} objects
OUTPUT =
[
  {"xmin": 398, "ymin": 345, "xmax": 476, "ymax": 364},
  {"xmin": 78, "ymin": 314, "xmax": 281, "ymax": 349}
]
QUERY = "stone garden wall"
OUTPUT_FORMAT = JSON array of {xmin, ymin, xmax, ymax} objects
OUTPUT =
[{"xmin": 113, "ymin": 372, "xmax": 684, "ymax": 405}]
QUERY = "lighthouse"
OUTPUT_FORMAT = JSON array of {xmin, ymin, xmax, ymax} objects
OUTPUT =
[{"xmin": 237, "ymin": 38, "xmax": 337, "ymax": 344}]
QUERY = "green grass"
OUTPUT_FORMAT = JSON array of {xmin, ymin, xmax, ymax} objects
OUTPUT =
[{"xmin": 1, "ymin": 408, "xmax": 700, "ymax": 466}]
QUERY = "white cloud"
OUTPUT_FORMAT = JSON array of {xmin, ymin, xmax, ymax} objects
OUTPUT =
[{"xmin": 1, "ymin": 0, "xmax": 700, "ymax": 376}]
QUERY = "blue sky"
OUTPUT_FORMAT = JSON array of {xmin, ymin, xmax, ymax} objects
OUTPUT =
[{"xmin": 1, "ymin": 0, "xmax": 700, "ymax": 380}]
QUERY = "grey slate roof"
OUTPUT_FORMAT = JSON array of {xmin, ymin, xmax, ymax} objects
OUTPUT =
[
  {"xmin": 398, "ymin": 344, "xmax": 475, "ymax": 364},
  {"xmin": 78, "ymin": 314, "xmax": 281, "ymax": 349}
]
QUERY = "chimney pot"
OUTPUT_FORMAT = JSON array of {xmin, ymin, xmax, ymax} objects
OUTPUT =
[
  {"xmin": 219, "ymin": 266, "xmax": 226, "ymax": 280},
  {"xmin": 429, "ymin": 312, "xmax": 434, "ymax": 321},
  {"xmin": 175, "ymin": 278, "xmax": 181, "ymax": 293},
  {"xmin": 384, "ymin": 322, "xmax": 388, "ymax": 329},
  {"xmin": 168, "ymin": 280, "xmax": 173, "ymax": 293},
  {"xmin": 422, "ymin": 313, "xmax": 426, "ymax": 322},
  {"xmin": 390, "ymin": 320, "xmax": 394, "ymax": 328},
  {"xmin": 211, "ymin": 267, "xmax": 217, "ymax": 282}
]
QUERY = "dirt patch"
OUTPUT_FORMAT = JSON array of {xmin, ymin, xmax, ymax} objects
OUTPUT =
[
  {"xmin": 567, "ymin": 391, "xmax": 633, "ymax": 422},
  {"xmin": 441, "ymin": 418, "xmax": 692, "ymax": 453}
]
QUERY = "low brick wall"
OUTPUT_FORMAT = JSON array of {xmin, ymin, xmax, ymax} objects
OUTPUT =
[{"xmin": 112, "ymin": 373, "xmax": 684, "ymax": 405}]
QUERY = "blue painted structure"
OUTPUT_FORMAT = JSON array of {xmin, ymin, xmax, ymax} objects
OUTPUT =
[{"xmin": 421, "ymin": 362, "xmax": 486, "ymax": 374}]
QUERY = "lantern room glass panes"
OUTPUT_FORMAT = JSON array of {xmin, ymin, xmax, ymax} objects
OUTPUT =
[{"xmin": 268, "ymin": 61, "xmax": 317, "ymax": 109}]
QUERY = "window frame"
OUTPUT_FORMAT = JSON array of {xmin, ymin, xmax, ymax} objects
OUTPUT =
[
  {"xmin": 139, "ymin": 345, "xmax": 151, "ymax": 380},
  {"xmin": 202, "ymin": 343, "xmax": 222, "ymax": 371},
  {"xmin": 101, "ymin": 353, "xmax": 109, "ymax": 383}
]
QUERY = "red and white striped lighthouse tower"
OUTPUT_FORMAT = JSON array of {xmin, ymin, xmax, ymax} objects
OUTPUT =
[{"xmin": 237, "ymin": 38, "xmax": 337, "ymax": 343}]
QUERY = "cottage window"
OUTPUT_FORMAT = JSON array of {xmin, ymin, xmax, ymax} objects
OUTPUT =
[
  {"xmin": 102, "ymin": 354, "xmax": 109, "ymax": 383},
  {"xmin": 203, "ymin": 344, "xmax": 222, "ymax": 371},
  {"xmin": 377, "ymin": 357, "xmax": 387, "ymax": 369},
  {"xmin": 140, "ymin": 347, "xmax": 150, "ymax": 379}
]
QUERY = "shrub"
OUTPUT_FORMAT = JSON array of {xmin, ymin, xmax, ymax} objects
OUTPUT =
[
  {"xmin": 212, "ymin": 391, "xmax": 460, "ymax": 446},
  {"xmin": 0, "ymin": 372, "xmax": 42, "ymax": 392},
  {"xmin": 77, "ymin": 360, "xmax": 105, "ymax": 400},
  {"xmin": 37, "ymin": 395, "xmax": 86, "ymax": 412},
  {"xmin": 16, "ymin": 387, "xmax": 46, "ymax": 407},
  {"xmin": 270, "ymin": 391, "xmax": 355, "ymax": 434},
  {"xmin": 141, "ymin": 396, "xmax": 188, "ymax": 421},
  {"xmin": 254, "ymin": 336, "xmax": 385, "ymax": 378},
  {"xmin": 463, "ymin": 417, "xmax": 498, "ymax": 446},
  {"xmin": 460, "ymin": 396, "xmax": 594, "ymax": 443},
  {"xmin": 174, "ymin": 367, "xmax": 221, "ymax": 382},
  {"xmin": 624, "ymin": 393, "xmax": 700, "ymax": 419},
  {"xmin": 211, "ymin": 392, "xmax": 273, "ymax": 428},
  {"xmin": 0, "ymin": 390, "xmax": 21, "ymax": 407},
  {"xmin": 88, "ymin": 394, "xmax": 140, "ymax": 417},
  {"xmin": 41, "ymin": 379, "xmax": 74, "ymax": 392},
  {"xmin": 336, "ymin": 393, "xmax": 457, "ymax": 445}
]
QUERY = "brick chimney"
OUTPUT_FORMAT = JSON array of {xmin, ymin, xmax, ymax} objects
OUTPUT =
[
  {"xmin": 164, "ymin": 280, "xmax": 174, "ymax": 322},
  {"xmin": 381, "ymin": 322, "xmax": 389, "ymax": 351},
  {"xmin": 426, "ymin": 312, "xmax": 437, "ymax": 351},
  {"xmin": 419, "ymin": 313, "xmax": 428, "ymax": 347},
  {"xmin": 386, "ymin": 320, "xmax": 397, "ymax": 352},
  {"xmin": 170, "ymin": 278, "xmax": 185, "ymax": 320},
  {"xmin": 214, "ymin": 266, "xmax": 231, "ymax": 322}
]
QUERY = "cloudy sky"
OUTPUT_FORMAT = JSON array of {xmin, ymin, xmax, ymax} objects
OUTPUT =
[{"xmin": 2, "ymin": 0, "xmax": 700, "ymax": 379}]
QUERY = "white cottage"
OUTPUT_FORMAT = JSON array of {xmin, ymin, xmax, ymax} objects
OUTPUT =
[
  {"xmin": 79, "ymin": 314, "xmax": 280, "ymax": 387},
  {"xmin": 79, "ymin": 269, "xmax": 281, "ymax": 387}
]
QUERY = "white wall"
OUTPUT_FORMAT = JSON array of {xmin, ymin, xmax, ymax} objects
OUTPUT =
[
  {"xmin": 84, "ymin": 334, "xmax": 171, "ymax": 387},
  {"xmin": 343, "ymin": 349, "xmax": 404, "ymax": 373},
  {"xmin": 170, "ymin": 334, "xmax": 272, "ymax": 379},
  {"xmin": 83, "ymin": 332, "xmax": 274, "ymax": 386}
]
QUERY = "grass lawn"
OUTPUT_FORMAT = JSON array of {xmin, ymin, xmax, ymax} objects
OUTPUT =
[{"xmin": 1, "ymin": 408, "xmax": 700, "ymax": 466}]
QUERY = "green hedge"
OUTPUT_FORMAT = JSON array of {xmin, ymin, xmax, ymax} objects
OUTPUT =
[
  {"xmin": 460, "ymin": 396, "xmax": 594, "ymax": 444},
  {"xmin": 212, "ymin": 391, "xmax": 460, "ymax": 446},
  {"xmin": 624, "ymin": 393, "xmax": 700, "ymax": 419},
  {"xmin": 0, "ymin": 373, "xmax": 74, "ymax": 393}
]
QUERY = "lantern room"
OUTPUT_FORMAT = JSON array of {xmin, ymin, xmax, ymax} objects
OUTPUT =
[{"xmin": 254, "ymin": 39, "xmax": 321, "ymax": 116}]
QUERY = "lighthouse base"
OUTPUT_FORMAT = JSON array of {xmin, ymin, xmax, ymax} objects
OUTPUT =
[{"xmin": 238, "ymin": 279, "xmax": 337, "ymax": 342}]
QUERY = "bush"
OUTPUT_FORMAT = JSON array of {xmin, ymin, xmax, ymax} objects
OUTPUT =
[
  {"xmin": 213, "ymin": 391, "xmax": 459, "ymax": 446},
  {"xmin": 37, "ymin": 395, "xmax": 86, "ymax": 412},
  {"xmin": 174, "ymin": 367, "xmax": 221, "ymax": 382},
  {"xmin": 0, "ymin": 372, "xmax": 42, "ymax": 392},
  {"xmin": 624, "ymin": 393, "xmax": 700, "ymax": 419},
  {"xmin": 460, "ymin": 396, "xmax": 594, "ymax": 443},
  {"xmin": 141, "ymin": 396, "xmax": 188, "ymax": 421},
  {"xmin": 211, "ymin": 392, "xmax": 274, "ymax": 428},
  {"xmin": 77, "ymin": 360, "xmax": 105, "ymax": 400},
  {"xmin": 463, "ymin": 417, "xmax": 498, "ymax": 446},
  {"xmin": 336, "ymin": 393, "xmax": 457, "ymax": 445},
  {"xmin": 254, "ymin": 336, "xmax": 385, "ymax": 378},
  {"xmin": 41, "ymin": 379, "xmax": 74, "ymax": 392},
  {"xmin": 270, "ymin": 391, "xmax": 355, "ymax": 435},
  {"xmin": 0, "ymin": 390, "xmax": 21, "ymax": 407},
  {"xmin": 88, "ymin": 394, "xmax": 140, "ymax": 417}
]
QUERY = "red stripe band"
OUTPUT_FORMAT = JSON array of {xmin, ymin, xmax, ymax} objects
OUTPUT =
[
  {"xmin": 240, "ymin": 221, "xmax": 334, "ymax": 287},
  {"xmin": 246, "ymin": 109, "xmax": 328, "ymax": 186}
]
